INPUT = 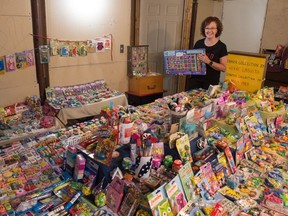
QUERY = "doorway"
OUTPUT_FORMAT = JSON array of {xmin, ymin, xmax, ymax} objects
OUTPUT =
[{"xmin": 132, "ymin": 0, "xmax": 193, "ymax": 95}]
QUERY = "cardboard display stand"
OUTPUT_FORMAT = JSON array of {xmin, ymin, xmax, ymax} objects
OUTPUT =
[{"xmin": 225, "ymin": 51, "xmax": 269, "ymax": 93}]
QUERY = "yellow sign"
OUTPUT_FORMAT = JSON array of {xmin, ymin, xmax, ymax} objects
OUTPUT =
[{"xmin": 225, "ymin": 51, "xmax": 268, "ymax": 92}]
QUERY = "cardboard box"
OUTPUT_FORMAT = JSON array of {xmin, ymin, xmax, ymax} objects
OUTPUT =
[{"xmin": 128, "ymin": 75, "xmax": 163, "ymax": 95}]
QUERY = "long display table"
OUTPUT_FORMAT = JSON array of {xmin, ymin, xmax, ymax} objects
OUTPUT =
[{"xmin": 56, "ymin": 94, "xmax": 128, "ymax": 126}]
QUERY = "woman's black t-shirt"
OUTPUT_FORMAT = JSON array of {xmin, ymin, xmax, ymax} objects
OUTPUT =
[{"xmin": 191, "ymin": 38, "xmax": 228, "ymax": 87}]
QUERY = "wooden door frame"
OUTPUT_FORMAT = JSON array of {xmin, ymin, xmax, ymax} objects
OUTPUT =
[{"xmin": 130, "ymin": 0, "xmax": 197, "ymax": 92}]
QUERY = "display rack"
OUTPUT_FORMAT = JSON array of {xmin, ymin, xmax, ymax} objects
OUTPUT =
[{"xmin": 127, "ymin": 45, "xmax": 148, "ymax": 76}]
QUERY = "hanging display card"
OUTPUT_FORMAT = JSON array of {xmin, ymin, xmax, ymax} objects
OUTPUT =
[
  {"xmin": 5, "ymin": 54, "xmax": 16, "ymax": 72},
  {"xmin": 39, "ymin": 45, "xmax": 50, "ymax": 63},
  {"xmin": 25, "ymin": 50, "xmax": 35, "ymax": 67},
  {"xmin": 78, "ymin": 41, "xmax": 88, "ymax": 56},
  {"xmin": 176, "ymin": 134, "xmax": 193, "ymax": 164},
  {"xmin": 87, "ymin": 40, "xmax": 96, "ymax": 53},
  {"xmin": 0, "ymin": 56, "xmax": 5, "ymax": 74},
  {"xmin": 164, "ymin": 49, "xmax": 206, "ymax": 75},
  {"xmin": 225, "ymin": 51, "xmax": 268, "ymax": 92},
  {"xmin": 147, "ymin": 184, "xmax": 173, "ymax": 216},
  {"xmin": 15, "ymin": 51, "xmax": 27, "ymax": 69},
  {"xmin": 95, "ymin": 38, "xmax": 105, "ymax": 52},
  {"xmin": 164, "ymin": 175, "xmax": 187, "ymax": 215},
  {"xmin": 104, "ymin": 35, "xmax": 112, "ymax": 50},
  {"xmin": 178, "ymin": 162, "xmax": 195, "ymax": 201},
  {"xmin": 69, "ymin": 41, "xmax": 79, "ymax": 57},
  {"xmin": 50, "ymin": 39, "xmax": 60, "ymax": 56}
]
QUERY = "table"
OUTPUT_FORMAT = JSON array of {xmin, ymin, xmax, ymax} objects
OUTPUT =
[
  {"xmin": 94, "ymin": 144, "xmax": 131, "ymax": 187},
  {"xmin": 0, "ymin": 126, "xmax": 59, "ymax": 147},
  {"xmin": 56, "ymin": 94, "xmax": 128, "ymax": 126},
  {"xmin": 79, "ymin": 133, "xmax": 237, "ymax": 189},
  {"xmin": 126, "ymin": 91, "xmax": 164, "ymax": 106}
]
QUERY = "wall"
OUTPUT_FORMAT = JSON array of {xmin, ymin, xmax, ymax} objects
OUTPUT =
[
  {"xmin": 0, "ymin": 0, "xmax": 287, "ymax": 107},
  {"xmin": 220, "ymin": 0, "xmax": 268, "ymax": 53},
  {"xmin": 0, "ymin": 0, "xmax": 39, "ymax": 107},
  {"xmin": 46, "ymin": 0, "xmax": 131, "ymax": 93},
  {"xmin": 194, "ymin": 0, "xmax": 224, "ymax": 82},
  {"xmin": 261, "ymin": 0, "xmax": 288, "ymax": 49},
  {"xmin": 194, "ymin": 0, "xmax": 221, "ymax": 43},
  {"xmin": 196, "ymin": 0, "xmax": 288, "ymax": 52}
]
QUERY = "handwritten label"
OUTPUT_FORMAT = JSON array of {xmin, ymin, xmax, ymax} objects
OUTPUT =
[
  {"xmin": 149, "ymin": 191, "xmax": 164, "ymax": 208},
  {"xmin": 225, "ymin": 52, "xmax": 268, "ymax": 92},
  {"xmin": 166, "ymin": 181, "xmax": 178, "ymax": 197}
]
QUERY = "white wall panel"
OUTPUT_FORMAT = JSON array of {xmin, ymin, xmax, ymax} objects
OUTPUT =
[{"xmin": 46, "ymin": 0, "xmax": 130, "ymax": 91}]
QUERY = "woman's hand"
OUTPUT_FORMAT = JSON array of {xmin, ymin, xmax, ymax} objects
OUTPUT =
[
  {"xmin": 198, "ymin": 53, "xmax": 227, "ymax": 72},
  {"xmin": 198, "ymin": 53, "xmax": 210, "ymax": 64}
]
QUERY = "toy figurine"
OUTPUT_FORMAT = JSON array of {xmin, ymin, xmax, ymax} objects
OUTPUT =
[
  {"xmin": 163, "ymin": 155, "xmax": 173, "ymax": 168},
  {"xmin": 172, "ymin": 160, "xmax": 182, "ymax": 173},
  {"xmin": 94, "ymin": 192, "xmax": 106, "ymax": 208},
  {"xmin": 158, "ymin": 200, "xmax": 173, "ymax": 216},
  {"xmin": 216, "ymin": 106, "xmax": 223, "ymax": 119},
  {"xmin": 197, "ymin": 137, "xmax": 207, "ymax": 149},
  {"xmin": 135, "ymin": 209, "xmax": 150, "ymax": 216},
  {"xmin": 176, "ymin": 193, "xmax": 186, "ymax": 211},
  {"xmin": 122, "ymin": 157, "xmax": 132, "ymax": 170},
  {"xmin": 82, "ymin": 174, "xmax": 96, "ymax": 196}
]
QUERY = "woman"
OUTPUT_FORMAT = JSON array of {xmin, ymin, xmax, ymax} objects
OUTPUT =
[{"xmin": 187, "ymin": 16, "xmax": 228, "ymax": 90}]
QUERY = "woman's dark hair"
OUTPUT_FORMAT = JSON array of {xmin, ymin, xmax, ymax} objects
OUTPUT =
[{"xmin": 200, "ymin": 16, "xmax": 223, "ymax": 38}]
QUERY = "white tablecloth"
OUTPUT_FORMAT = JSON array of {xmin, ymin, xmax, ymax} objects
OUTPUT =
[{"xmin": 56, "ymin": 94, "xmax": 128, "ymax": 126}]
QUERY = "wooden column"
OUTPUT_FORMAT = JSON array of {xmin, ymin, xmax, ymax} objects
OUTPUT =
[
  {"xmin": 31, "ymin": 0, "xmax": 49, "ymax": 102},
  {"xmin": 183, "ymin": 0, "xmax": 198, "ymax": 91},
  {"xmin": 131, "ymin": 0, "xmax": 140, "ymax": 46},
  {"xmin": 189, "ymin": 0, "xmax": 198, "ymax": 49},
  {"xmin": 178, "ymin": 0, "xmax": 194, "ymax": 92}
]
